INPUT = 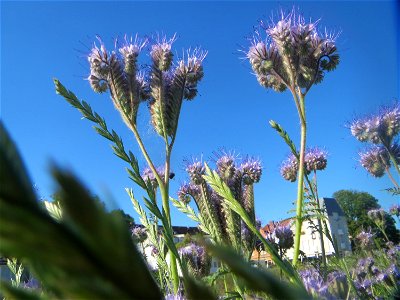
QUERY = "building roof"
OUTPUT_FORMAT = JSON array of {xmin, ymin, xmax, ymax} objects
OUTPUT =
[
  {"xmin": 321, "ymin": 197, "xmax": 345, "ymax": 217},
  {"xmin": 260, "ymin": 218, "xmax": 293, "ymax": 237}
]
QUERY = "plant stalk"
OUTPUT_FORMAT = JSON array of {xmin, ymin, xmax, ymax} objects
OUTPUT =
[{"xmin": 293, "ymin": 92, "xmax": 307, "ymax": 267}]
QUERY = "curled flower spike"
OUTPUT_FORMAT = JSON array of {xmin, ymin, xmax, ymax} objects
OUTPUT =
[
  {"xmin": 142, "ymin": 166, "xmax": 172, "ymax": 188},
  {"xmin": 150, "ymin": 34, "xmax": 176, "ymax": 71},
  {"xmin": 119, "ymin": 35, "xmax": 148, "ymax": 75},
  {"xmin": 246, "ymin": 8, "xmax": 339, "ymax": 93},
  {"xmin": 86, "ymin": 35, "xmax": 149, "ymax": 126},
  {"xmin": 280, "ymin": 154, "xmax": 299, "ymax": 182},
  {"xmin": 274, "ymin": 223, "xmax": 294, "ymax": 250},
  {"xmin": 215, "ymin": 152, "xmax": 237, "ymax": 180},
  {"xmin": 240, "ymin": 157, "xmax": 262, "ymax": 185},
  {"xmin": 359, "ymin": 146, "xmax": 390, "ymax": 177},
  {"xmin": 305, "ymin": 147, "xmax": 328, "ymax": 172},
  {"xmin": 351, "ymin": 102, "xmax": 400, "ymax": 145},
  {"xmin": 178, "ymin": 182, "xmax": 201, "ymax": 204},
  {"xmin": 175, "ymin": 48, "xmax": 207, "ymax": 100},
  {"xmin": 185, "ymin": 160, "xmax": 205, "ymax": 185}
]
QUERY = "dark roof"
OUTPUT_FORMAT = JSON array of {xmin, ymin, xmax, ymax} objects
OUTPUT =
[
  {"xmin": 172, "ymin": 226, "xmax": 200, "ymax": 235},
  {"xmin": 321, "ymin": 198, "xmax": 345, "ymax": 217}
]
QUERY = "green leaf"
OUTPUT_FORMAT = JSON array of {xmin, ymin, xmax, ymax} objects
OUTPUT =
[
  {"xmin": 0, "ymin": 123, "xmax": 162, "ymax": 299},
  {"xmin": 0, "ymin": 281, "xmax": 47, "ymax": 300},
  {"xmin": 269, "ymin": 120, "xmax": 298, "ymax": 158},
  {"xmin": 205, "ymin": 243, "xmax": 311, "ymax": 300}
]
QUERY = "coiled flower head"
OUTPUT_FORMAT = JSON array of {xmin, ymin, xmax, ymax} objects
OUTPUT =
[
  {"xmin": 350, "ymin": 102, "xmax": 400, "ymax": 145},
  {"xmin": 280, "ymin": 154, "xmax": 299, "ymax": 182},
  {"xmin": 274, "ymin": 223, "xmax": 294, "ymax": 250},
  {"xmin": 178, "ymin": 182, "xmax": 201, "ymax": 204},
  {"xmin": 150, "ymin": 34, "xmax": 176, "ymax": 71},
  {"xmin": 305, "ymin": 147, "xmax": 328, "ymax": 172},
  {"xmin": 119, "ymin": 35, "xmax": 147, "ymax": 75},
  {"xmin": 240, "ymin": 157, "xmax": 262, "ymax": 185},
  {"xmin": 246, "ymin": 8, "xmax": 339, "ymax": 93},
  {"xmin": 175, "ymin": 49, "xmax": 207, "ymax": 100},
  {"xmin": 359, "ymin": 146, "xmax": 390, "ymax": 177},
  {"xmin": 142, "ymin": 166, "xmax": 171, "ymax": 188},
  {"xmin": 178, "ymin": 243, "xmax": 210, "ymax": 277},
  {"xmin": 215, "ymin": 153, "xmax": 237, "ymax": 180},
  {"xmin": 185, "ymin": 160, "xmax": 205, "ymax": 185}
]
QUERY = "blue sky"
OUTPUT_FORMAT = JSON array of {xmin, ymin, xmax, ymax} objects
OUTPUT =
[{"xmin": 1, "ymin": 1, "xmax": 399, "ymax": 227}]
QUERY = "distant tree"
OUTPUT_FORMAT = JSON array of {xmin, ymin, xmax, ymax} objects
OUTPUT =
[{"xmin": 333, "ymin": 190, "xmax": 399, "ymax": 248}]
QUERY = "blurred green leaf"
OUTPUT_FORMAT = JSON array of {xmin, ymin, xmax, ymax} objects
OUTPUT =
[
  {"xmin": 0, "ymin": 122, "xmax": 162, "ymax": 299},
  {"xmin": 205, "ymin": 243, "xmax": 311, "ymax": 300}
]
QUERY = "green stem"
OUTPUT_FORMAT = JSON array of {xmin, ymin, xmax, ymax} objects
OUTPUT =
[
  {"xmin": 381, "ymin": 140, "xmax": 400, "ymax": 176},
  {"xmin": 293, "ymin": 92, "xmax": 307, "ymax": 267},
  {"xmin": 313, "ymin": 171, "xmax": 327, "ymax": 278},
  {"xmin": 385, "ymin": 166, "xmax": 399, "ymax": 189}
]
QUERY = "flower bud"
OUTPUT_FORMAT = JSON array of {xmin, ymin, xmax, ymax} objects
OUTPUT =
[
  {"xmin": 240, "ymin": 157, "xmax": 262, "ymax": 185},
  {"xmin": 305, "ymin": 147, "xmax": 328, "ymax": 172},
  {"xmin": 150, "ymin": 35, "xmax": 176, "ymax": 71},
  {"xmin": 186, "ymin": 160, "xmax": 205, "ymax": 185}
]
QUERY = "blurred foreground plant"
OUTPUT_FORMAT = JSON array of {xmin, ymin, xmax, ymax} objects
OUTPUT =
[{"xmin": 246, "ymin": 8, "xmax": 339, "ymax": 266}]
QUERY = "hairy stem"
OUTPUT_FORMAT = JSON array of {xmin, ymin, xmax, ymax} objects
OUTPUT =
[
  {"xmin": 385, "ymin": 166, "xmax": 400, "ymax": 189},
  {"xmin": 293, "ymin": 92, "xmax": 307, "ymax": 267}
]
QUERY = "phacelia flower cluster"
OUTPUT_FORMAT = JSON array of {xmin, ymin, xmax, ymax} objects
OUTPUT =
[
  {"xmin": 359, "ymin": 146, "xmax": 390, "ymax": 177},
  {"xmin": 356, "ymin": 230, "xmax": 374, "ymax": 249},
  {"xmin": 280, "ymin": 147, "xmax": 327, "ymax": 182},
  {"xmin": 179, "ymin": 152, "xmax": 262, "ymax": 254},
  {"xmin": 86, "ymin": 34, "xmax": 206, "ymax": 139},
  {"xmin": 131, "ymin": 226, "xmax": 148, "ymax": 243},
  {"xmin": 274, "ymin": 223, "xmax": 294, "ymax": 250},
  {"xmin": 247, "ymin": 9, "xmax": 339, "ymax": 92},
  {"xmin": 142, "ymin": 166, "xmax": 173, "ymax": 188},
  {"xmin": 351, "ymin": 103, "xmax": 400, "ymax": 145},
  {"xmin": 304, "ymin": 148, "xmax": 328, "ymax": 172},
  {"xmin": 178, "ymin": 243, "xmax": 210, "ymax": 277}
]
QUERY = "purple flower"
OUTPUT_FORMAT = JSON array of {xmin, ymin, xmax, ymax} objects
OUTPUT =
[
  {"xmin": 304, "ymin": 147, "xmax": 328, "ymax": 172},
  {"xmin": 142, "ymin": 166, "xmax": 172, "ymax": 188},
  {"xmin": 185, "ymin": 159, "xmax": 205, "ymax": 185},
  {"xmin": 280, "ymin": 154, "xmax": 299, "ymax": 182},
  {"xmin": 359, "ymin": 146, "xmax": 390, "ymax": 178},
  {"xmin": 178, "ymin": 243, "xmax": 210, "ymax": 277},
  {"xmin": 150, "ymin": 34, "xmax": 176, "ymax": 71},
  {"xmin": 131, "ymin": 226, "xmax": 147, "ymax": 243},
  {"xmin": 165, "ymin": 293, "xmax": 186, "ymax": 300},
  {"xmin": 178, "ymin": 182, "xmax": 201, "ymax": 204},
  {"xmin": 274, "ymin": 224, "xmax": 294, "ymax": 250},
  {"xmin": 215, "ymin": 152, "xmax": 237, "ymax": 180},
  {"xmin": 351, "ymin": 102, "xmax": 400, "ymax": 144},
  {"xmin": 247, "ymin": 8, "xmax": 339, "ymax": 92},
  {"xmin": 118, "ymin": 34, "xmax": 147, "ymax": 75},
  {"xmin": 300, "ymin": 268, "xmax": 330, "ymax": 297},
  {"xmin": 356, "ymin": 230, "xmax": 374, "ymax": 248},
  {"xmin": 240, "ymin": 157, "xmax": 262, "ymax": 185}
]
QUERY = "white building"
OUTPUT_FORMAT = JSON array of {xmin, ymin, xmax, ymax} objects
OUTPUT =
[{"xmin": 253, "ymin": 197, "xmax": 352, "ymax": 265}]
